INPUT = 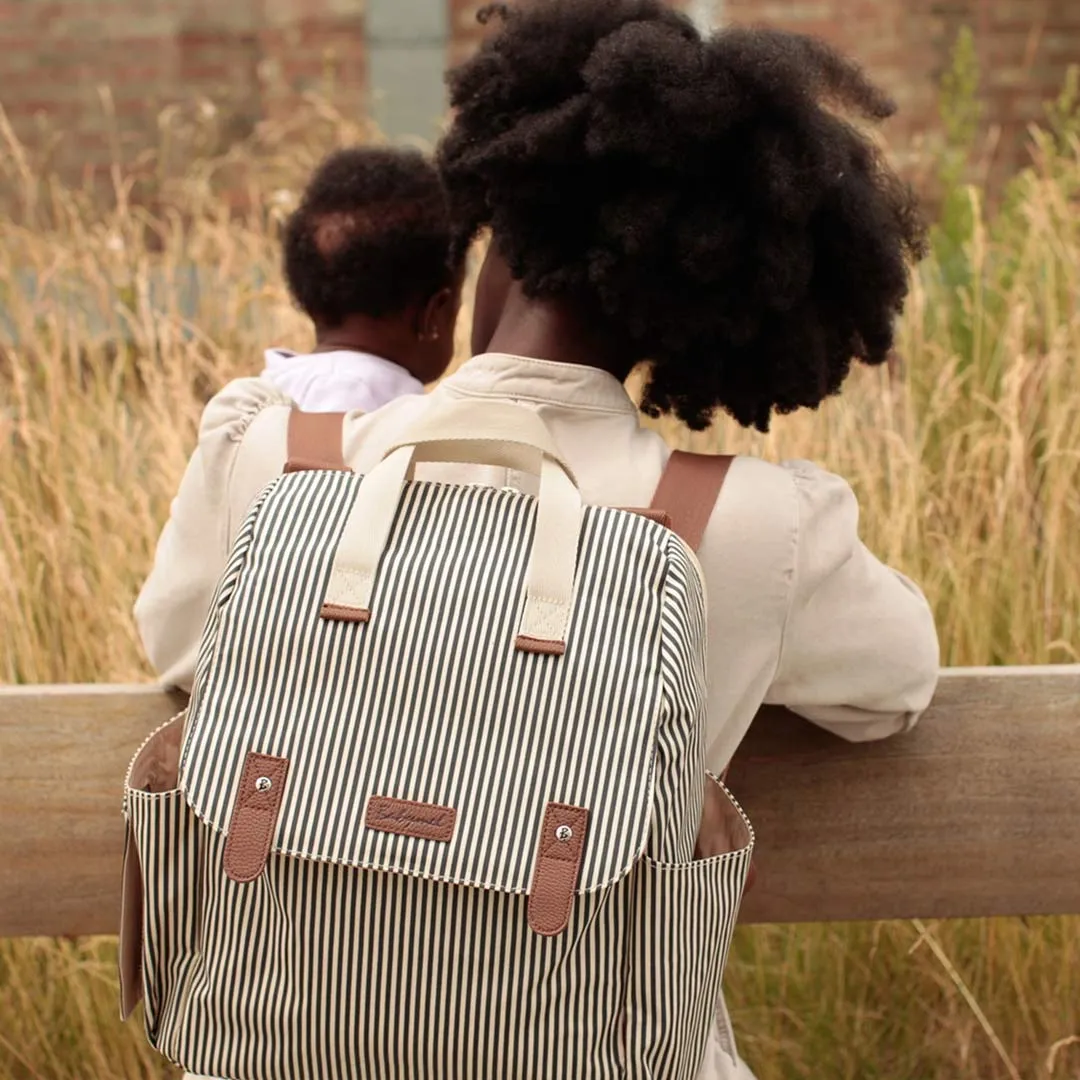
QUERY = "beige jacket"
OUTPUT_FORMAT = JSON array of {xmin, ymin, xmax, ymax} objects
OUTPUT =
[{"xmin": 136, "ymin": 351, "xmax": 939, "ymax": 774}]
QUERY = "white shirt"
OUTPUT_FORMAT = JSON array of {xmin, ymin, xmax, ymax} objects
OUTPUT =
[
  {"xmin": 139, "ymin": 353, "xmax": 939, "ymax": 1080},
  {"xmin": 261, "ymin": 347, "xmax": 424, "ymax": 413}
]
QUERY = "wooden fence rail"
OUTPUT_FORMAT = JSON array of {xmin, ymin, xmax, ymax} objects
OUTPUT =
[{"xmin": 1, "ymin": 666, "xmax": 1078, "ymax": 939}]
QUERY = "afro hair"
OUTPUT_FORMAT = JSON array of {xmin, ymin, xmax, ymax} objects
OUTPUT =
[{"xmin": 438, "ymin": 0, "xmax": 927, "ymax": 430}]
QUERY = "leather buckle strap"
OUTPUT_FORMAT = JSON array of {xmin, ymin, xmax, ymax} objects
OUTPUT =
[
  {"xmin": 649, "ymin": 450, "xmax": 734, "ymax": 551},
  {"xmin": 527, "ymin": 802, "xmax": 590, "ymax": 936},
  {"xmin": 284, "ymin": 409, "xmax": 351, "ymax": 474},
  {"xmin": 223, "ymin": 752, "xmax": 290, "ymax": 884}
]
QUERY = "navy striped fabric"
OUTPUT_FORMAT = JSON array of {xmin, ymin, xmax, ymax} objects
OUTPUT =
[{"xmin": 123, "ymin": 469, "xmax": 754, "ymax": 1079}]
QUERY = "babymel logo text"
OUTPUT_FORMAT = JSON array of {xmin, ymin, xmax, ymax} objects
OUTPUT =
[{"xmin": 366, "ymin": 796, "xmax": 457, "ymax": 842}]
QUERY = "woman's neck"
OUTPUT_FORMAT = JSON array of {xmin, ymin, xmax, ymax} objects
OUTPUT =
[{"xmin": 483, "ymin": 281, "xmax": 631, "ymax": 379}]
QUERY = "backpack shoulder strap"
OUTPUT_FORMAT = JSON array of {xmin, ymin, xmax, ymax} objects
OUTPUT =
[
  {"xmin": 649, "ymin": 450, "xmax": 734, "ymax": 551},
  {"xmin": 283, "ymin": 408, "xmax": 351, "ymax": 474}
]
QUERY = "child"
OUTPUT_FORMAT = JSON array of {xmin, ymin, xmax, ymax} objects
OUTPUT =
[
  {"xmin": 264, "ymin": 145, "xmax": 463, "ymax": 412},
  {"xmin": 134, "ymin": 146, "xmax": 461, "ymax": 694}
]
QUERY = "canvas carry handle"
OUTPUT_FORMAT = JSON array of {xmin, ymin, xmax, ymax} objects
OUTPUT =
[
  {"xmin": 322, "ymin": 400, "xmax": 582, "ymax": 655},
  {"xmin": 383, "ymin": 399, "xmax": 578, "ymax": 485}
]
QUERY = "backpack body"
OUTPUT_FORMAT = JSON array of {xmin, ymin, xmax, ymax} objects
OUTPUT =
[{"xmin": 121, "ymin": 404, "xmax": 753, "ymax": 1080}]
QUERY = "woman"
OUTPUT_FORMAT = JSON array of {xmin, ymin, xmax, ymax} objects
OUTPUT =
[{"xmin": 136, "ymin": 3, "xmax": 939, "ymax": 1076}]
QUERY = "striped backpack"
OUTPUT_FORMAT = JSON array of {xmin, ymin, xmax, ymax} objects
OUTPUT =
[{"xmin": 120, "ymin": 399, "xmax": 754, "ymax": 1080}]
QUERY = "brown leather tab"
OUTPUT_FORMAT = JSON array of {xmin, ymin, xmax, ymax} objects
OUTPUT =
[
  {"xmin": 527, "ymin": 803, "xmax": 590, "ymax": 936},
  {"xmin": 223, "ymin": 752, "xmax": 289, "ymax": 884},
  {"xmin": 366, "ymin": 796, "xmax": 457, "ymax": 842},
  {"xmin": 284, "ymin": 409, "xmax": 350, "ymax": 474},
  {"xmin": 515, "ymin": 635, "xmax": 566, "ymax": 657},
  {"xmin": 320, "ymin": 602, "xmax": 371, "ymax": 624},
  {"xmin": 118, "ymin": 823, "xmax": 144, "ymax": 1020},
  {"xmin": 649, "ymin": 451, "xmax": 734, "ymax": 551}
]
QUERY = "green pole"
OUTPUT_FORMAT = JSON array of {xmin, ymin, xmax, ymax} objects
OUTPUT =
[{"xmin": 366, "ymin": 0, "xmax": 449, "ymax": 145}]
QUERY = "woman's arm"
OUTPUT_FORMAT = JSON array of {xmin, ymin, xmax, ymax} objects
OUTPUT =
[
  {"xmin": 134, "ymin": 379, "xmax": 291, "ymax": 692},
  {"xmin": 763, "ymin": 461, "xmax": 940, "ymax": 739}
]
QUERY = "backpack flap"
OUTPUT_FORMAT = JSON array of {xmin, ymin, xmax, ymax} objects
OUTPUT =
[{"xmin": 178, "ymin": 403, "xmax": 673, "ymax": 932}]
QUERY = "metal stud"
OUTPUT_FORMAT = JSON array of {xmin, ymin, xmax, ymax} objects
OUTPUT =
[
  {"xmin": 255, "ymin": 776, "xmax": 272, "ymax": 793},
  {"xmin": 555, "ymin": 824, "xmax": 573, "ymax": 842}
]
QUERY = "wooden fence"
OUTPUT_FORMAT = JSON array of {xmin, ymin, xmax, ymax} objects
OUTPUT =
[{"xmin": 1, "ymin": 666, "xmax": 1078, "ymax": 938}]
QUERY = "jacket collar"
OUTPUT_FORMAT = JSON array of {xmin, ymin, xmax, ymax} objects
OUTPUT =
[{"xmin": 440, "ymin": 353, "xmax": 639, "ymax": 416}]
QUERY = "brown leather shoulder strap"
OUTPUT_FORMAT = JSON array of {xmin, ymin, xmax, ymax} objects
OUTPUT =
[
  {"xmin": 649, "ymin": 450, "xmax": 734, "ymax": 551},
  {"xmin": 284, "ymin": 409, "xmax": 350, "ymax": 474}
]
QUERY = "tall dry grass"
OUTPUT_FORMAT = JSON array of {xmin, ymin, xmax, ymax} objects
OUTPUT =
[{"xmin": 1, "ymin": 87, "xmax": 1079, "ymax": 1080}]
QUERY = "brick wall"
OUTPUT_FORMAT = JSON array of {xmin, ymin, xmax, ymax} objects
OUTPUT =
[
  {"xmin": 1, "ymin": 0, "xmax": 1078, "ymax": 186},
  {"xmin": 720, "ymin": 0, "xmax": 1080, "ymax": 181},
  {"xmin": 0, "ymin": 0, "xmax": 366, "ymax": 182},
  {"xmin": 721, "ymin": 0, "xmax": 939, "ymax": 156},
  {"xmin": 964, "ymin": 0, "xmax": 1080, "ymax": 182}
]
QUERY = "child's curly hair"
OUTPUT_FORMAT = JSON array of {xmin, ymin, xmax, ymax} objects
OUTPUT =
[
  {"xmin": 284, "ymin": 147, "xmax": 458, "ymax": 327},
  {"xmin": 438, "ymin": 0, "xmax": 927, "ymax": 431}
]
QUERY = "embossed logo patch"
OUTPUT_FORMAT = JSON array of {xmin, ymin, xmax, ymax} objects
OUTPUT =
[{"xmin": 366, "ymin": 796, "xmax": 457, "ymax": 843}]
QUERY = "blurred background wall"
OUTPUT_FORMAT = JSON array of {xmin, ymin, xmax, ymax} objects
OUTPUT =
[{"xmin": 0, "ymin": 0, "xmax": 1077, "ymax": 184}]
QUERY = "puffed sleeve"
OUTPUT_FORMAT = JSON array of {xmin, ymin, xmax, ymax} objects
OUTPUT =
[
  {"xmin": 763, "ymin": 460, "xmax": 940, "ymax": 739},
  {"xmin": 134, "ymin": 378, "xmax": 292, "ymax": 692}
]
